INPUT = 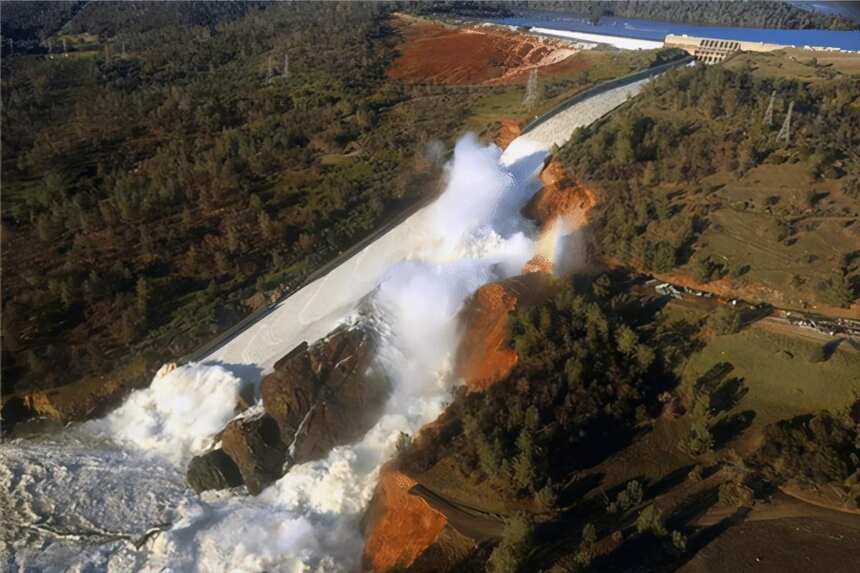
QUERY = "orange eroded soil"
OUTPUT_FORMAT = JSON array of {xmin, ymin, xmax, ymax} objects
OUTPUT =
[
  {"xmin": 523, "ymin": 159, "xmax": 597, "ymax": 231},
  {"xmin": 494, "ymin": 119, "xmax": 522, "ymax": 149},
  {"xmin": 362, "ymin": 464, "xmax": 449, "ymax": 572},
  {"xmin": 455, "ymin": 272, "xmax": 551, "ymax": 392},
  {"xmin": 389, "ymin": 16, "xmax": 583, "ymax": 86}
]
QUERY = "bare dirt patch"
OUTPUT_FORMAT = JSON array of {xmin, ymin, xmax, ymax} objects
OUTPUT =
[{"xmin": 389, "ymin": 15, "xmax": 584, "ymax": 86}]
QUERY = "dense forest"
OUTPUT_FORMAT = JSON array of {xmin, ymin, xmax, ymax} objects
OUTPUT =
[
  {"xmin": 558, "ymin": 61, "xmax": 859, "ymax": 308},
  {"xmin": 0, "ymin": 2, "xmax": 488, "ymax": 402},
  {"xmin": 412, "ymin": 0, "xmax": 859, "ymax": 30}
]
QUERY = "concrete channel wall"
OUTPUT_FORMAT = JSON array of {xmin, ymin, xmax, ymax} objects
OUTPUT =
[{"xmin": 520, "ymin": 55, "xmax": 693, "ymax": 147}]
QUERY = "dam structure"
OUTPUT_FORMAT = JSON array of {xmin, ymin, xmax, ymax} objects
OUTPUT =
[{"xmin": 665, "ymin": 33, "xmax": 786, "ymax": 64}]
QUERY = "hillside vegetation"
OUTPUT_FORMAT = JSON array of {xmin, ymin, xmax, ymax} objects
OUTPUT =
[
  {"xmin": 1, "ymin": 2, "xmax": 671, "ymax": 423},
  {"xmin": 559, "ymin": 54, "xmax": 860, "ymax": 313},
  {"xmin": 386, "ymin": 273, "xmax": 860, "ymax": 572},
  {"xmin": 0, "ymin": 3, "xmax": 476, "ymax": 404}
]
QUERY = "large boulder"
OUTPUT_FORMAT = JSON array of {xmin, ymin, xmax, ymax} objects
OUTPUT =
[
  {"xmin": 259, "ymin": 342, "xmax": 316, "ymax": 445},
  {"xmin": 221, "ymin": 411, "xmax": 288, "ymax": 495},
  {"xmin": 261, "ymin": 326, "xmax": 390, "ymax": 465},
  {"xmin": 186, "ymin": 448, "xmax": 243, "ymax": 493},
  {"xmin": 194, "ymin": 325, "xmax": 391, "ymax": 496}
]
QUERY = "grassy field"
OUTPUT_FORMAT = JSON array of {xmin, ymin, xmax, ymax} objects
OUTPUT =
[{"xmin": 681, "ymin": 325, "xmax": 860, "ymax": 434}]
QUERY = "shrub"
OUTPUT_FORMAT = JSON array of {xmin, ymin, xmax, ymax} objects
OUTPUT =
[
  {"xmin": 636, "ymin": 504, "xmax": 667, "ymax": 536},
  {"xmin": 615, "ymin": 480, "xmax": 644, "ymax": 512},
  {"xmin": 816, "ymin": 275, "xmax": 855, "ymax": 308},
  {"xmin": 718, "ymin": 480, "xmax": 754, "ymax": 507},
  {"xmin": 755, "ymin": 410, "xmax": 858, "ymax": 485},
  {"xmin": 488, "ymin": 513, "xmax": 534, "ymax": 573},
  {"xmin": 692, "ymin": 254, "xmax": 726, "ymax": 283},
  {"xmin": 710, "ymin": 305, "xmax": 743, "ymax": 335}
]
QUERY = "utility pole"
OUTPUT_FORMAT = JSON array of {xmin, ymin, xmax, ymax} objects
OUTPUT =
[
  {"xmin": 283, "ymin": 54, "xmax": 289, "ymax": 79},
  {"xmin": 523, "ymin": 68, "xmax": 540, "ymax": 109},
  {"xmin": 267, "ymin": 55, "xmax": 273, "ymax": 83},
  {"xmin": 62, "ymin": 37, "xmax": 68, "ymax": 56},
  {"xmin": 763, "ymin": 90, "xmax": 775, "ymax": 126},
  {"xmin": 777, "ymin": 100, "xmax": 794, "ymax": 144}
]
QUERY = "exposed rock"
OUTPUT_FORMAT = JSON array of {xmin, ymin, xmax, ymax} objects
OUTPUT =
[
  {"xmin": 260, "ymin": 342, "xmax": 316, "ymax": 445},
  {"xmin": 455, "ymin": 273, "xmax": 551, "ymax": 391},
  {"xmin": 221, "ymin": 411, "xmax": 288, "ymax": 495},
  {"xmin": 522, "ymin": 254, "xmax": 553, "ymax": 274},
  {"xmin": 261, "ymin": 326, "xmax": 390, "ymax": 465},
  {"xmin": 1, "ymin": 369, "xmax": 149, "ymax": 432},
  {"xmin": 522, "ymin": 159, "xmax": 597, "ymax": 274},
  {"xmin": 187, "ymin": 448, "xmax": 243, "ymax": 493},
  {"xmin": 494, "ymin": 119, "xmax": 521, "ymax": 150},
  {"xmin": 197, "ymin": 325, "xmax": 391, "ymax": 495}
]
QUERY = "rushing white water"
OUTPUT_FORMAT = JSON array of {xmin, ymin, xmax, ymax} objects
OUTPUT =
[
  {"xmin": 1, "ymin": 134, "xmax": 550, "ymax": 572},
  {"xmin": 1, "ymin": 74, "xmax": 667, "ymax": 570}
]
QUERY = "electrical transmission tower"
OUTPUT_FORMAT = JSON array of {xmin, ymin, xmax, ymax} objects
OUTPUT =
[
  {"xmin": 763, "ymin": 90, "xmax": 775, "ymax": 126},
  {"xmin": 777, "ymin": 100, "xmax": 794, "ymax": 144},
  {"xmin": 523, "ymin": 68, "xmax": 540, "ymax": 109}
]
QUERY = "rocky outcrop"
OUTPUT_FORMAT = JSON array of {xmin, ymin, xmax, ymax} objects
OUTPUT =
[
  {"xmin": 221, "ymin": 411, "xmax": 288, "ymax": 495},
  {"xmin": 494, "ymin": 119, "xmax": 521, "ymax": 150},
  {"xmin": 261, "ymin": 326, "xmax": 390, "ymax": 465},
  {"xmin": 188, "ymin": 325, "xmax": 390, "ymax": 495},
  {"xmin": 455, "ymin": 272, "xmax": 551, "ymax": 392},
  {"xmin": 260, "ymin": 342, "xmax": 316, "ymax": 445},
  {"xmin": 186, "ymin": 448, "xmax": 243, "ymax": 493},
  {"xmin": 522, "ymin": 159, "xmax": 596, "ymax": 232}
]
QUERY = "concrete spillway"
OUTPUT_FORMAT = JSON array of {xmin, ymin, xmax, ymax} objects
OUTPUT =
[{"xmin": 201, "ymin": 65, "xmax": 677, "ymax": 375}]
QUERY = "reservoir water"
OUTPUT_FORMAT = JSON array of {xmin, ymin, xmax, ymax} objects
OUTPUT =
[{"xmin": 480, "ymin": 11, "xmax": 860, "ymax": 51}]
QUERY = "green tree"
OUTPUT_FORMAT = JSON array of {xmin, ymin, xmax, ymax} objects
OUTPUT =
[
  {"xmin": 488, "ymin": 513, "xmax": 534, "ymax": 573},
  {"xmin": 710, "ymin": 305, "xmax": 743, "ymax": 335},
  {"xmin": 636, "ymin": 504, "xmax": 667, "ymax": 536}
]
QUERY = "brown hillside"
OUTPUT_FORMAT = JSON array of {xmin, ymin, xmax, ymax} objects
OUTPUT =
[{"xmin": 389, "ymin": 16, "xmax": 583, "ymax": 86}]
